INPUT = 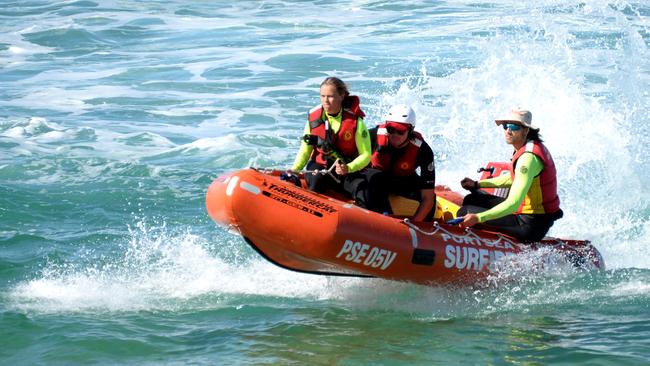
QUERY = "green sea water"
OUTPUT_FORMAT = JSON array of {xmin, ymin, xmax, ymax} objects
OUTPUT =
[{"xmin": 1, "ymin": 1, "xmax": 649, "ymax": 364}]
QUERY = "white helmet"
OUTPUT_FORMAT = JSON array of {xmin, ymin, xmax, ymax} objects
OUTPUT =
[{"xmin": 384, "ymin": 104, "xmax": 416, "ymax": 127}]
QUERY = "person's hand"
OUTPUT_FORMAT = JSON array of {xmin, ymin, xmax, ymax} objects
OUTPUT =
[
  {"xmin": 460, "ymin": 177, "xmax": 477, "ymax": 190},
  {"xmin": 460, "ymin": 213, "xmax": 479, "ymax": 228},
  {"xmin": 280, "ymin": 169, "xmax": 295, "ymax": 178},
  {"xmin": 335, "ymin": 161, "xmax": 348, "ymax": 176},
  {"xmin": 280, "ymin": 169, "xmax": 301, "ymax": 186}
]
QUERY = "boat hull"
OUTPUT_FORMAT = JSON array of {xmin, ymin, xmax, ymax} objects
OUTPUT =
[{"xmin": 206, "ymin": 168, "xmax": 604, "ymax": 286}]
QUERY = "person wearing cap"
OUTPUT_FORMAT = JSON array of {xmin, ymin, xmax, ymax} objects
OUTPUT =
[
  {"xmin": 287, "ymin": 77, "xmax": 373, "ymax": 205},
  {"xmin": 364, "ymin": 104, "xmax": 436, "ymax": 221},
  {"xmin": 457, "ymin": 109, "xmax": 563, "ymax": 242}
]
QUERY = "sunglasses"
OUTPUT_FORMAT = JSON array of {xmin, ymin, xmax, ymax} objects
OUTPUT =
[
  {"xmin": 502, "ymin": 123, "xmax": 523, "ymax": 131},
  {"xmin": 386, "ymin": 126, "xmax": 408, "ymax": 135}
]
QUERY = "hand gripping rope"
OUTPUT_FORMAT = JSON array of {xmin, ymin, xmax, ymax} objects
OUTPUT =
[
  {"xmin": 280, "ymin": 159, "xmax": 342, "ymax": 184},
  {"xmin": 305, "ymin": 158, "xmax": 341, "ymax": 184}
]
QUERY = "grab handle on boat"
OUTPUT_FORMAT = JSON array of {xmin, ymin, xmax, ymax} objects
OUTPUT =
[{"xmin": 446, "ymin": 217, "xmax": 464, "ymax": 225}]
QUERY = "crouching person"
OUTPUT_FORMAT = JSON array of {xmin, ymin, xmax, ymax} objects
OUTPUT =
[{"xmin": 364, "ymin": 105, "xmax": 436, "ymax": 221}]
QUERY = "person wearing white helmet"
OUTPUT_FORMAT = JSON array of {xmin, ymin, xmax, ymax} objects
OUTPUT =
[{"xmin": 364, "ymin": 104, "xmax": 436, "ymax": 221}]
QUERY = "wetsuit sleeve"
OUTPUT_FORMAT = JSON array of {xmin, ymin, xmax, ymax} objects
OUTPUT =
[
  {"xmin": 478, "ymin": 173, "xmax": 512, "ymax": 188},
  {"xmin": 417, "ymin": 141, "xmax": 436, "ymax": 189},
  {"xmin": 346, "ymin": 117, "xmax": 372, "ymax": 173},
  {"xmin": 476, "ymin": 153, "xmax": 544, "ymax": 223},
  {"xmin": 290, "ymin": 121, "xmax": 314, "ymax": 171}
]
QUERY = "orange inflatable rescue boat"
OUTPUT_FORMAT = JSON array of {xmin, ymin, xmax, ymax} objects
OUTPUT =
[{"xmin": 206, "ymin": 164, "xmax": 604, "ymax": 286}]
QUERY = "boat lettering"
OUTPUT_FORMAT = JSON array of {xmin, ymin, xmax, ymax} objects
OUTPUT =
[
  {"xmin": 267, "ymin": 184, "xmax": 337, "ymax": 213},
  {"xmin": 440, "ymin": 233, "xmax": 514, "ymax": 250},
  {"xmin": 443, "ymin": 245, "xmax": 515, "ymax": 272},
  {"xmin": 336, "ymin": 239, "xmax": 396, "ymax": 270}
]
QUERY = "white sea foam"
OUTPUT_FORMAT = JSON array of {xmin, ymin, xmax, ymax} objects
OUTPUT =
[
  {"xmin": 6, "ymin": 222, "xmax": 354, "ymax": 313},
  {"xmin": 9, "ymin": 216, "xmax": 639, "ymax": 320},
  {"xmin": 8, "ymin": 46, "xmax": 26, "ymax": 54}
]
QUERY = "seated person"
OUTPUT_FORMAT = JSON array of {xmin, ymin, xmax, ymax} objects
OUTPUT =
[
  {"xmin": 458, "ymin": 109, "xmax": 563, "ymax": 242},
  {"xmin": 365, "ymin": 104, "xmax": 436, "ymax": 221},
  {"xmin": 288, "ymin": 76, "xmax": 373, "ymax": 207}
]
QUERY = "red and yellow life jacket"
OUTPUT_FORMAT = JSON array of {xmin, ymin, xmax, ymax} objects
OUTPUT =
[
  {"xmin": 510, "ymin": 141, "xmax": 561, "ymax": 214},
  {"xmin": 371, "ymin": 126, "xmax": 423, "ymax": 177},
  {"xmin": 308, "ymin": 96, "xmax": 364, "ymax": 166}
]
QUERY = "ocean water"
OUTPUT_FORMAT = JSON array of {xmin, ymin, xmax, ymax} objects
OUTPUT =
[{"xmin": 1, "ymin": 0, "xmax": 649, "ymax": 364}]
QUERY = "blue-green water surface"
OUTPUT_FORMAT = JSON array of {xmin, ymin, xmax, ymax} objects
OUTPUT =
[{"xmin": 1, "ymin": 1, "xmax": 649, "ymax": 365}]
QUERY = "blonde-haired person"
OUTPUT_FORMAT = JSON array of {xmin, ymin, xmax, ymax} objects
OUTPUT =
[
  {"xmin": 457, "ymin": 109, "xmax": 563, "ymax": 242},
  {"xmin": 287, "ymin": 77, "xmax": 373, "ymax": 207}
]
